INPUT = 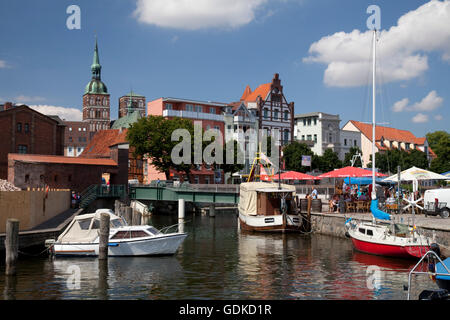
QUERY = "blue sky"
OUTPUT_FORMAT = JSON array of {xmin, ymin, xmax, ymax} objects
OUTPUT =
[{"xmin": 0, "ymin": 0, "xmax": 448, "ymax": 137}]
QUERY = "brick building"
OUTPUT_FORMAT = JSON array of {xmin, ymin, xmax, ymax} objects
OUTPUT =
[
  {"xmin": 63, "ymin": 121, "xmax": 90, "ymax": 156},
  {"xmin": 0, "ymin": 103, "xmax": 65, "ymax": 179},
  {"xmin": 118, "ymin": 91, "xmax": 146, "ymax": 119},
  {"xmin": 147, "ymin": 97, "xmax": 228, "ymax": 184},
  {"xmin": 82, "ymin": 37, "xmax": 110, "ymax": 137}
]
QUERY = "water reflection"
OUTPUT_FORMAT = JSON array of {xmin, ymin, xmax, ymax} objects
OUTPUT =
[{"xmin": 0, "ymin": 211, "xmax": 441, "ymax": 299}]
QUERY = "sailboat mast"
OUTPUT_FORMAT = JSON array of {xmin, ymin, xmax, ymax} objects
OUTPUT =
[{"xmin": 371, "ymin": 29, "xmax": 377, "ymax": 200}]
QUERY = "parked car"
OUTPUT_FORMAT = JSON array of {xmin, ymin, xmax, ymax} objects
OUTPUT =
[{"xmin": 423, "ymin": 188, "xmax": 450, "ymax": 218}]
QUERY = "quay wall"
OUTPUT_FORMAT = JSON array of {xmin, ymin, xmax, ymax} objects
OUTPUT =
[
  {"xmin": 310, "ymin": 212, "xmax": 450, "ymax": 247},
  {"xmin": 0, "ymin": 189, "xmax": 70, "ymax": 233}
]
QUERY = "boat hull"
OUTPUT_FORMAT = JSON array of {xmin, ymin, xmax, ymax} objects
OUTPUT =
[
  {"xmin": 351, "ymin": 237, "xmax": 430, "ymax": 259},
  {"xmin": 54, "ymin": 233, "xmax": 187, "ymax": 257},
  {"xmin": 238, "ymin": 212, "xmax": 302, "ymax": 233}
]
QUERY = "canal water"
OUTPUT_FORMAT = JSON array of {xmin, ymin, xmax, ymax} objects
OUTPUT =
[{"xmin": 0, "ymin": 211, "xmax": 438, "ymax": 300}]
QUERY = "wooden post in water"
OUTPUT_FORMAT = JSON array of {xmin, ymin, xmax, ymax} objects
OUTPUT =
[
  {"xmin": 306, "ymin": 196, "xmax": 312, "ymax": 232},
  {"xmin": 178, "ymin": 199, "xmax": 185, "ymax": 233},
  {"xmin": 98, "ymin": 212, "xmax": 110, "ymax": 260},
  {"xmin": 209, "ymin": 204, "xmax": 215, "ymax": 218},
  {"xmin": 5, "ymin": 219, "xmax": 19, "ymax": 276}
]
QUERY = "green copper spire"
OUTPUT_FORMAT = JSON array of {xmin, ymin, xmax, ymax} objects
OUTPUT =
[
  {"xmin": 85, "ymin": 36, "xmax": 108, "ymax": 95},
  {"xmin": 91, "ymin": 36, "xmax": 101, "ymax": 80}
]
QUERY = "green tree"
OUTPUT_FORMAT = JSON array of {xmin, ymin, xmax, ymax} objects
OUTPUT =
[
  {"xmin": 427, "ymin": 131, "xmax": 450, "ymax": 173},
  {"xmin": 282, "ymin": 141, "xmax": 314, "ymax": 173},
  {"xmin": 316, "ymin": 148, "xmax": 342, "ymax": 172},
  {"xmin": 127, "ymin": 115, "xmax": 195, "ymax": 180},
  {"xmin": 219, "ymin": 139, "xmax": 245, "ymax": 179}
]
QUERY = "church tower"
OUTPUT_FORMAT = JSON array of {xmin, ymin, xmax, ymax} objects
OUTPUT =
[{"xmin": 82, "ymin": 37, "xmax": 110, "ymax": 136}]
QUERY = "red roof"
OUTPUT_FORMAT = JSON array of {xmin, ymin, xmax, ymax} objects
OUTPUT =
[
  {"xmin": 80, "ymin": 129, "xmax": 128, "ymax": 158},
  {"xmin": 242, "ymin": 83, "xmax": 271, "ymax": 103},
  {"xmin": 8, "ymin": 153, "xmax": 117, "ymax": 166},
  {"xmin": 318, "ymin": 166, "xmax": 387, "ymax": 178},
  {"xmin": 240, "ymin": 85, "xmax": 252, "ymax": 101},
  {"xmin": 349, "ymin": 120, "xmax": 420, "ymax": 144}
]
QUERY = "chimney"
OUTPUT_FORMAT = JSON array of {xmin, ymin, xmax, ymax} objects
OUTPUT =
[{"xmin": 4, "ymin": 102, "xmax": 13, "ymax": 110}]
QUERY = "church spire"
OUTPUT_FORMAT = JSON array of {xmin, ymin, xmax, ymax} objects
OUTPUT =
[{"xmin": 91, "ymin": 36, "xmax": 102, "ymax": 80}]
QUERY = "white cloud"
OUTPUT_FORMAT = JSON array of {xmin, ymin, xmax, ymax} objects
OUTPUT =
[
  {"xmin": 392, "ymin": 90, "xmax": 443, "ymax": 112},
  {"xmin": 304, "ymin": 0, "xmax": 450, "ymax": 87},
  {"xmin": 434, "ymin": 114, "xmax": 443, "ymax": 120},
  {"xmin": 29, "ymin": 105, "xmax": 82, "ymax": 121},
  {"xmin": 412, "ymin": 113, "xmax": 429, "ymax": 123},
  {"xmin": 133, "ymin": 0, "xmax": 269, "ymax": 30},
  {"xmin": 0, "ymin": 60, "xmax": 7, "ymax": 68}
]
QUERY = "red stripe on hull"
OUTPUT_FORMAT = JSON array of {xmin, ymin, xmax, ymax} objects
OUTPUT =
[{"xmin": 351, "ymin": 238, "xmax": 430, "ymax": 259}]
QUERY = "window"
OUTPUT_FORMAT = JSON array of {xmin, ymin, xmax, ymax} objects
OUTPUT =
[
  {"xmin": 284, "ymin": 130, "xmax": 289, "ymax": 142},
  {"xmin": 25, "ymin": 174, "xmax": 30, "ymax": 183},
  {"xmin": 91, "ymin": 219, "xmax": 100, "ymax": 230},
  {"xmin": 205, "ymin": 177, "xmax": 210, "ymax": 184},
  {"xmin": 165, "ymin": 103, "xmax": 173, "ymax": 110},
  {"xmin": 69, "ymin": 137, "xmax": 73, "ymax": 142},
  {"xmin": 77, "ymin": 147, "xmax": 82, "ymax": 153},
  {"xmin": 18, "ymin": 145, "xmax": 27, "ymax": 154},
  {"xmin": 366, "ymin": 229, "xmax": 373, "ymax": 236},
  {"xmin": 195, "ymin": 105, "xmax": 202, "ymax": 112},
  {"xmin": 17, "ymin": 122, "xmax": 22, "ymax": 132},
  {"xmin": 313, "ymin": 118, "xmax": 317, "ymax": 125},
  {"xmin": 78, "ymin": 219, "xmax": 92, "ymax": 230},
  {"xmin": 24, "ymin": 123, "xmax": 29, "ymax": 133},
  {"xmin": 274, "ymin": 110, "xmax": 279, "ymax": 119},
  {"xmin": 307, "ymin": 118, "xmax": 311, "ymax": 126},
  {"xmin": 314, "ymin": 134, "xmax": 317, "ymax": 143},
  {"xmin": 185, "ymin": 104, "xmax": 194, "ymax": 112},
  {"xmin": 301, "ymin": 135, "xmax": 305, "ymax": 140},
  {"xmin": 358, "ymin": 228, "xmax": 366, "ymax": 234},
  {"xmin": 68, "ymin": 147, "xmax": 73, "ymax": 153},
  {"xmin": 214, "ymin": 125, "xmax": 220, "ymax": 131},
  {"xmin": 263, "ymin": 108, "xmax": 268, "ymax": 119},
  {"xmin": 354, "ymin": 140, "xmax": 357, "ymax": 147},
  {"xmin": 329, "ymin": 133, "xmax": 332, "ymax": 143},
  {"xmin": 303, "ymin": 119, "xmax": 306, "ymax": 126},
  {"xmin": 284, "ymin": 110, "xmax": 289, "ymax": 121},
  {"xmin": 344, "ymin": 139, "xmax": 347, "ymax": 146},
  {"xmin": 307, "ymin": 135, "xmax": 312, "ymax": 141},
  {"xmin": 210, "ymin": 107, "xmax": 216, "ymax": 114}
]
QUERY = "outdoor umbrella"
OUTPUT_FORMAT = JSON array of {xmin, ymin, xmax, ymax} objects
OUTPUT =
[
  {"xmin": 383, "ymin": 166, "xmax": 448, "ymax": 182},
  {"xmin": 275, "ymin": 171, "xmax": 320, "ymax": 180},
  {"xmin": 317, "ymin": 166, "xmax": 387, "ymax": 179}
]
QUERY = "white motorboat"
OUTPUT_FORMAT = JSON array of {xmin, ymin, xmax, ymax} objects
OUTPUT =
[
  {"xmin": 49, "ymin": 209, "xmax": 187, "ymax": 256},
  {"xmin": 238, "ymin": 182, "xmax": 302, "ymax": 232}
]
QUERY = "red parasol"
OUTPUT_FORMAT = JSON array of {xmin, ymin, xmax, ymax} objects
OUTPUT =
[
  {"xmin": 275, "ymin": 170, "xmax": 320, "ymax": 180},
  {"xmin": 317, "ymin": 166, "xmax": 387, "ymax": 179}
]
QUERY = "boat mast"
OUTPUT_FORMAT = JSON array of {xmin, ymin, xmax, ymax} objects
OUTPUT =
[{"xmin": 371, "ymin": 29, "xmax": 377, "ymax": 201}]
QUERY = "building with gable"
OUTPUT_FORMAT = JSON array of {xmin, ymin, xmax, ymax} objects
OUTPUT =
[{"xmin": 342, "ymin": 120, "xmax": 436, "ymax": 168}]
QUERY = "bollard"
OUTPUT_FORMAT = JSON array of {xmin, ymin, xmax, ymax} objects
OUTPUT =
[
  {"xmin": 132, "ymin": 209, "xmax": 142, "ymax": 226},
  {"xmin": 123, "ymin": 207, "xmax": 132, "ymax": 225},
  {"xmin": 306, "ymin": 196, "xmax": 312, "ymax": 232},
  {"xmin": 5, "ymin": 219, "xmax": 19, "ymax": 276},
  {"xmin": 98, "ymin": 259, "xmax": 108, "ymax": 300},
  {"xmin": 209, "ymin": 204, "xmax": 215, "ymax": 218},
  {"xmin": 178, "ymin": 199, "xmax": 185, "ymax": 220},
  {"xmin": 98, "ymin": 212, "xmax": 110, "ymax": 260}
]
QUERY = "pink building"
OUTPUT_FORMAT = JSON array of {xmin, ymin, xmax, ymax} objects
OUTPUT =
[{"xmin": 147, "ymin": 97, "xmax": 229, "ymax": 184}]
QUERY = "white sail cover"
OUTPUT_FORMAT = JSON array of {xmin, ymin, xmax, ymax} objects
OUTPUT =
[{"xmin": 238, "ymin": 182, "xmax": 296, "ymax": 216}]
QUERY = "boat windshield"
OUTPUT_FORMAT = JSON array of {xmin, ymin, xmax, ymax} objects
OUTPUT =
[
  {"xmin": 78, "ymin": 218, "xmax": 92, "ymax": 230},
  {"xmin": 110, "ymin": 219, "xmax": 125, "ymax": 229},
  {"xmin": 146, "ymin": 226, "xmax": 161, "ymax": 235}
]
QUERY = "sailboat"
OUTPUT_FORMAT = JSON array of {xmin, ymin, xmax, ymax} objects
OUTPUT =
[{"xmin": 344, "ymin": 30, "xmax": 432, "ymax": 259}]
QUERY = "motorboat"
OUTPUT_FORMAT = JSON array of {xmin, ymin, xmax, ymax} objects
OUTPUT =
[
  {"xmin": 238, "ymin": 182, "xmax": 302, "ymax": 232},
  {"xmin": 48, "ymin": 209, "xmax": 187, "ymax": 256},
  {"xmin": 344, "ymin": 29, "xmax": 432, "ymax": 259}
]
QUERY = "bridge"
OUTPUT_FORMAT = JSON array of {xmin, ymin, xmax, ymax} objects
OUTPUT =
[{"xmin": 129, "ymin": 183, "xmax": 240, "ymax": 204}]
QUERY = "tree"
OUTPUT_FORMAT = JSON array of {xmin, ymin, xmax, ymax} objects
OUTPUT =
[
  {"xmin": 219, "ymin": 139, "xmax": 245, "ymax": 178},
  {"xmin": 427, "ymin": 131, "xmax": 450, "ymax": 173},
  {"xmin": 316, "ymin": 148, "xmax": 342, "ymax": 172},
  {"xmin": 127, "ymin": 115, "xmax": 195, "ymax": 180},
  {"xmin": 343, "ymin": 147, "xmax": 363, "ymax": 167},
  {"xmin": 282, "ymin": 141, "xmax": 314, "ymax": 173}
]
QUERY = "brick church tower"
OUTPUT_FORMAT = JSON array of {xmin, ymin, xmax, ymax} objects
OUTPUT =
[{"xmin": 82, "ymin": 37, "xmax": 110, "ymax": 137}]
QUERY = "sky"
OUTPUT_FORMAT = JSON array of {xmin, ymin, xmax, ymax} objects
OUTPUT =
[{"xmin": 0, "ymin": 0, "xmax": 448, "ymax": 138}]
